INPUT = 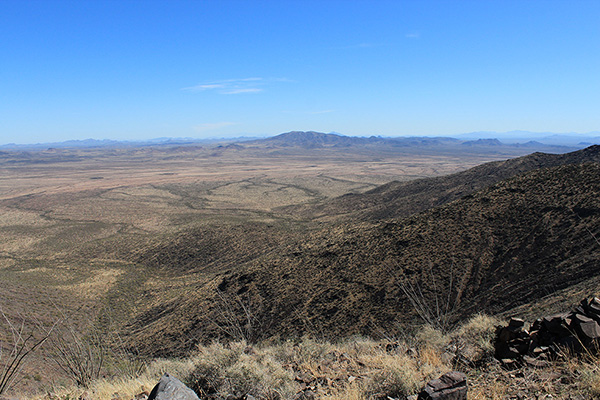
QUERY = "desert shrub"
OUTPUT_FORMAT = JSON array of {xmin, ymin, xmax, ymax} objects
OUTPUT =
[
  {"xmin": 338, "ymin": 336, "xmax": 380, "ymax": 357},
  {"xmin": 104, "ymin": 353, "xmax": 146, "ymax": 380},
  {"xmin": 49, "ymin": 317, "xmax": 146, "ymax": 388},
  {"xmin": 0, "ymin": 310, "xmax": 54, "ymax": 395},
  {"xmin": 49, "ymin": 321, "xmax": 107, "ymax": 388},
  {"xmin": 286, "ymin": 338, "xmax": 334, "ymax": 363},
  {"xmin": 362, "ymin": 355, "xmax": 421, "ymax": 399},
  {"xmin": 358, "ymin": 338, "xmax": 449, "ymax": 400},
  {"xmin": 416, "ymin": 324, "xmax": 451, "ymax": 351},
  {"xmin": 400, "ymin": 264, "xmax": 461, "ymax": 334},
  {"xmin": 143, "ymin": 356, "xmax": 196, "ymax": 380},
  {"xmin": 323, "ymin": 385, "xmax": 365, "ymax": 400},
  {"xmin": 184, "ymin": 341, "xmax": 241, "ymax": 397},
  {"xmin": 450, "ymin": 313, "xmax": 499, "ymax": 366},
  {"xmin": 262, "ymin": 339, "xmax": 298, "ymax": 364},
  {"xmin": 213, "ymin": 289, "xmax": 267, "ymax": 344},
  {"xmin": 184, "ymin": 341, "xmax": 295, "ymax": 400},
  {"xmin": 225, "ymin": 354, "xmax": 295, "ymax": 399}
]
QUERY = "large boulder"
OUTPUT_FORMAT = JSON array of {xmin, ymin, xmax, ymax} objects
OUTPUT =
[{"xmin": 148, "ymin": 374, "xmax": 200, "ymax": 400}]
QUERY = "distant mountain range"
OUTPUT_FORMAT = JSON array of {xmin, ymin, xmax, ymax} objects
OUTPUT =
[
  {"xmin": 240, "ymin": 131, "xmax": 583, "ymax": 154},
  {"xmin": 249, "ymin": 131, "xmax": 461, "ymax": 148},
  {"xmin": 0, "ymin": 136, "xmax": 260, "ymax": 150},
  {"xmin": 2, "ymin": 130, "xmax": 599, "ymax": 150},
  {"xmin": 456, "ymin": 130, "xmax": 600, "ymax": 146}
]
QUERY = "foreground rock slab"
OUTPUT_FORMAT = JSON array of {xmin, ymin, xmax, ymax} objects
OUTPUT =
[
  {"xmin": 417, "ymin": 371, "xmax": 467, "ymax": 400},
  {"xmin": 148, "ymin": 374, "xmax": 200, "ymax": 400}
]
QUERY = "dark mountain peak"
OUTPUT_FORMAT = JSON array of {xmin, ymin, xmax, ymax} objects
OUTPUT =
[
  {"xmin": 277, "ymin": 131, "xmax": 335, "ymax": 139},
  {"xmin": 265, "ymin": 131, "xmax": 352, "ymax": 147},
  {"xmin": 461, "ymin": 138, "xmax": 503, "ymax": 146}
]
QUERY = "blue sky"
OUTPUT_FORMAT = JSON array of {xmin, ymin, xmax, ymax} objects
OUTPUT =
[{"xmin": 1, "ymin": 0, "xmax": 599, "ymax": 144}]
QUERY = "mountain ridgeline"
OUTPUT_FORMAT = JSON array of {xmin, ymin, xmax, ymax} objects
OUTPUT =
[
  {"xmin": 127, "ymin": 145, "xmax": 600, "ymax": 357},
  {"xmin": 285, "ymin": 144, "xmax": 600, "ymax": 222},
  {"xmin": 247, "ymin": 131, "xmax": 576, "ymax": 153}
]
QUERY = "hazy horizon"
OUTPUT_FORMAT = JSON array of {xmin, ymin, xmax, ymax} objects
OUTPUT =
[
  {"xmin": 1, "ymin": 1, "xmax": 599, "ymax": 144},
  {"xmin": 3, "ymin": 129, "xmax": 600, "ymax": 148}
]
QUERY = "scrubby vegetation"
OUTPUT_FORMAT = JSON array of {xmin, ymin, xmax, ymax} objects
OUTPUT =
[
  {"xmin": 19, "ymin": 315, "xmax": 485, "ymax": 399},
  {"xmin": 10, "ymin": 314, "xmax": 600, "ymax": 399}
]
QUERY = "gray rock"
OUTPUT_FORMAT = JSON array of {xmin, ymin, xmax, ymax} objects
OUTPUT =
[
  {"xmin": 148, "ymin": 374, "xmax": 200, "ymax": 400},
  {"xmin": 417, "ymin": 371, "xmax": 467, "ymax": 400},
  {"xmin": 523, "ymin": 355, "xmax": 550, "ymax": 368},
  {"xmin": 576, "ymin": 319, "xmax": 600, "ymax": 340},
  {"xmin": 588, "ymin": 298, "xmax": 600, "ymax": 315}
]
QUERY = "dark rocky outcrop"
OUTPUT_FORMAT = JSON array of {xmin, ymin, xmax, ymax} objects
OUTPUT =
[{"xmin": 495, "ymin": 297, "xmax": 600, "ymax": 368}]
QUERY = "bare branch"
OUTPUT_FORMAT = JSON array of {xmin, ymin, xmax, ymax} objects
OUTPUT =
[{"xmin": 0, "ymin": 309, "xmax": 56, "ymax": 395}]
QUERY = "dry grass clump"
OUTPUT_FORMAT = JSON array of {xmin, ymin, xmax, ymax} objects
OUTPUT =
[
  {"xmin": 29, "ymin": 358, "xmax": 193, "ymax": 400},
  {"xmin": 184, "ymin": 341, "xmax": 296, "ymax": 399},
  {"xmin": 449, "ymin": 313, "xmax": 500, "ymax": 367},
  {"xmin": 574, "ymin": 353, "xmax": 600, "ymax": 398},
  {"xmin": 75, "ymin": 377, "xmax": 156, "ymax": 400},
  {"xmin": 581, "ymin": 366, "xmax": 600, "ymax": 397},
  {"xmin": 360, "ymin": 353, "xmax": 432, "ymax": 399}
]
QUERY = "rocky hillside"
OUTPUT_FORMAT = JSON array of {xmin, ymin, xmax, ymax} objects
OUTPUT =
[
  {"xmin": 127, "ymin": 158, "xmax": 600, "ymax": 357},
  {"xmin": 286, "ymin": 144, "xmax": 600, "ymax": 221}
]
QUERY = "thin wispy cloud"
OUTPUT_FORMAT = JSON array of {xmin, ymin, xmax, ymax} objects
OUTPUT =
[
  {"xmin": 183, "ymin": 78, "xmax": 262, "ymax": 94},
  {"xmin": 405, "ymin": 32, "xmax": 420, "ymax": 39},
  {"xmin": 183, "ymin": 77, "xmax": 289, "ymax": 95},
  {"xmin": 223, "ymin": 88, "xmax": 263, "ymax": 95},
  {"xmin": 310, "ymin": 109, "xmax": 335, "ymax": 114},
  {"xmin": 193, "ymin": 122, "xmax": 237, "ymax": 132}
]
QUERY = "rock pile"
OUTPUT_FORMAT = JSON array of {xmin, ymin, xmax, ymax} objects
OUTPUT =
[{"xmin": 495, "ymin": 297, "xmax": 600, "ymax": 368}]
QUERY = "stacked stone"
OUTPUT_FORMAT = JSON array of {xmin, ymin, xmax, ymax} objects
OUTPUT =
[
  {"xmin": 495, "ymin": 297, "xmax": 600, "ymax": 368},
  {"xmin": 571, "ymin": 297, "xmax": 600, "ymax": 346},
  {"xmin": 495, "ymin": 318, "xmax": 538, "ymax": 369}
]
